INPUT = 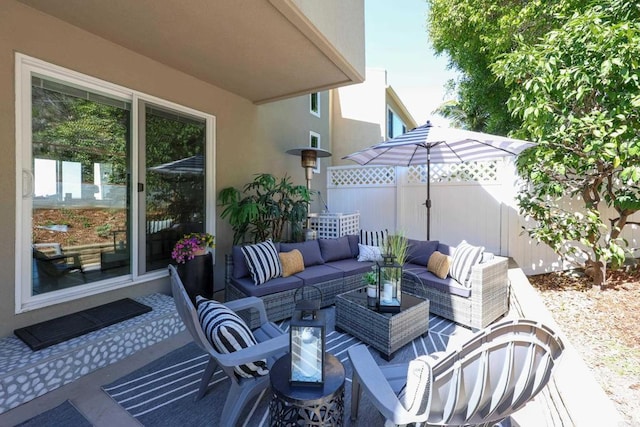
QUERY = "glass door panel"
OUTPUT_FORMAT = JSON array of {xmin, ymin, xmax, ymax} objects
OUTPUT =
[
  {"xmin": 31, "ymin": 76, "xmax": 131, "ymax": 295},
  {"xmin": 144, "ymin": 105, "xmax": 206, "ymax": 272}
]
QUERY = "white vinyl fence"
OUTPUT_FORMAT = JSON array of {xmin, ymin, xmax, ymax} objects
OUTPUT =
[{"xmin": 326, "ymin": 160, "xmax": 640, "ymax": 276}]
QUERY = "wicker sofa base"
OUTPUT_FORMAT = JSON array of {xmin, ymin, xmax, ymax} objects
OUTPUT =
[
  {"xmin": 402, "ymin": 256, "xmax": 510, "ymax": 330},
  {"xmin": 226, "ymin": 273, "xmax": 366, "ymax": 328}
]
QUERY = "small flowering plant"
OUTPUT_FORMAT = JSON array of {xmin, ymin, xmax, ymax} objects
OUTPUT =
[{"xmin": 171, "ymin": 233, "xmax": 215, "ymax": 264}]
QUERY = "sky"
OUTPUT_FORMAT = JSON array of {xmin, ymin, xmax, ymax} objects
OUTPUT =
[{"xmin": 364, "ymin": 0, "xmax": 458, "ymax": 126}]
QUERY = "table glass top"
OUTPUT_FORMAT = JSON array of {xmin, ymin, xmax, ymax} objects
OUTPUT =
[{"xmin": 338, "ymin": 287, "xmax": 426, "ymax": 314}]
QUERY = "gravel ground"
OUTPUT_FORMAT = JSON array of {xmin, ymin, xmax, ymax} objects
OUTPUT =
[{"xmin": 528, "ymin": 268, "xmax": 640, "ymax": 426}]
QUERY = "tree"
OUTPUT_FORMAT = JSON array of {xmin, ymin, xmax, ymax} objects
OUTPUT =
[
  {"xmin": 427, "ymin": 0, "xmax": 589, "ymax": 134},
  {"xmin": 493, "ymin": 1, "xmax": 640, "ymax": 285}
]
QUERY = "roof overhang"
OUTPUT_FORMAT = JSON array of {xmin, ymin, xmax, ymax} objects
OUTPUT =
[{"xmin": 17, "ymin": 0, "xmax": 365, "ymax": 104}]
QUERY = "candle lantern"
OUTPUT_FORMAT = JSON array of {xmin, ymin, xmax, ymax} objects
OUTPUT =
[
  {"xmin": 289, "ymin": 298, "xmax": 326, "ymax": 386},
  {"xmin": 377, "ymin": 254, "xmax": 402, "ymax": 313}
]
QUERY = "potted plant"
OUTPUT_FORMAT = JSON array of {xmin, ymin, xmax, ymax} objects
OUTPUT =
[
  {"xmin": 363, "ymin": 267, "xmax": 378, "ymax": 307},
  {"xmin": 172, "ymin": 232, "xmax": 215, "ymax": 302},
  {"xmin": 171, "ymin": 232, "xmax": 215, "ymax": 264},
  {"xmin": 218, "ymin": 173, "xmax": 311, "ymax": 244}
]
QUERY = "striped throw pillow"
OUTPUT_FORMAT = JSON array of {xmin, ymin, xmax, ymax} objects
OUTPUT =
[
  {"xmin": 196, "ymin": 296, "xmax": 268, "ymax": 379},
  {"xmin": 241, "ymin": 240, "xmax": 282, "ymax": 285},
  {"xmin": 449, "ymin": 240, "xmax": 484, "ymax": 287}
]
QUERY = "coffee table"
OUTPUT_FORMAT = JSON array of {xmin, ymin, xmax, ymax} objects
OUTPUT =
[{"xmin": 335, "ymin": 287, "xmax": 430, "ymax": 360}]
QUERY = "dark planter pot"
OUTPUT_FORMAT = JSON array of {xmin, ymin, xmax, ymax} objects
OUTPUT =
[{"xmin": 177, "ymin": 252, "xmax": 214, "ymax": 304}]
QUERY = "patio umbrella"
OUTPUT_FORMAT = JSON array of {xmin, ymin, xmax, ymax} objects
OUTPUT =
[{"xmin": 343, "ymin": 121, "xmax": 535, "ymax": 239}]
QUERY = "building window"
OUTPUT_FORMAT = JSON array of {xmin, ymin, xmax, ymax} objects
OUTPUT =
[
  {"xmin": 310, "ymin": 131, "xmax": 321, "ymax": 174},
  {"xmin": 310, "ymin": 92, "xmax": 320, "ymax": 117},
  {"xmin": 16, "ymin": 54, "xmax": 215, "ymax": 312},
  {"xmin": 387, "ymin": 107, "xmax": 407, "ymax": 139}
]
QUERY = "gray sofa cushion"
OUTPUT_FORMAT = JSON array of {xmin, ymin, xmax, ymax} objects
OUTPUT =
[
  {"xmin": 406, "ymin": 239, "xmax": 439, "ymax": 266},
  {"xmin": 230, "ymin": 274, "xmax": 302, "ymax": 297},
  {"xmin": 232, "ymin": 245, "xmax": 250, "ymax": 279},
  {"xmin": 326, "ymin": 258, "xmax": 375, "ymax": 276},
  {"xmin": 280, "ymin": 240, "xmax": 325, "ymax": 267},
  {"xmin": 347, "ymin": 234, "xmax": 360, "ymax": 258},
  {"xmin": 319, "ymin": 236, "xmax": 353, "ymax": 262},
  {"xmin": 404, "ymin": 263, "xmax": 471, "ymax": 298},
  {"xmin": 293, "ymin": 264, "xmax": 343, "ymax": 286}
]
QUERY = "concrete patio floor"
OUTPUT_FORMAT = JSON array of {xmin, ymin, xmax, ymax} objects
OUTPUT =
[{"xmin": 0, "ymin": 263, "xmax": 625, "ymax": 426}]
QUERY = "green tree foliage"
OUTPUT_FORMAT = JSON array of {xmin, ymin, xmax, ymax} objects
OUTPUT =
[
  {"xmin": 32, "ymin": 88, "xmax": 129, "ymax": 185},
  {"xmin": 427, "ymin": 0, "xmax": 588, "ymax": 134},
  {"xmin": 493, "ymin": 1, "xmax": 640, "ymax": 284}
]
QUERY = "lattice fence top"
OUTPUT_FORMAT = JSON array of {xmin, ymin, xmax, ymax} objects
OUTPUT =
[
  {"xmin": 407, "ymin": 161, "xmax": 500, "ymax": 184},
  {"xmin": 330, "ymin": 166, "xmax": 396, "ymax": 187},
  {"xmin": 329, "ymin": 160, "xmax": 501, "ymax": 187}
]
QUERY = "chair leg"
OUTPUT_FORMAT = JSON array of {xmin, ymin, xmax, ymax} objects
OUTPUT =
[
  {"xmin": 220, "ymin": 377, "xmax": 269, "ymax": 427},
  {"xmin": 195, "ymin": 356, "xmax": 218, "ymax": 401},
  {"xmin": 351, "ymin": 373, "xmax": 361, "ymax": 421}
]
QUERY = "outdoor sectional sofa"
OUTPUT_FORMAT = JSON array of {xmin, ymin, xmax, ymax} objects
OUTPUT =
[{"xmin": 225, "ymin": 237, "xmax": 509, "ymax": 330}]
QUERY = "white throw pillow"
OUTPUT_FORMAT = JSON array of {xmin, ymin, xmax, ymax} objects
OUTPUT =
[
  {"xmin": 357, "ymin": 243, "xmax": 383, "ymax": 262},
  {"xmin": 449, "ymin": 240, "xmax": 484, "ymax": 287}
]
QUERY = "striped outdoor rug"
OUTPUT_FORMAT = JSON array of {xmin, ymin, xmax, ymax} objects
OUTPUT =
[{"xmin": 102, "ymin": 307, "xmax": 470, "ymax": 426}]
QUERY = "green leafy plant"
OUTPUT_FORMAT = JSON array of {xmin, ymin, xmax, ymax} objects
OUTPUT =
[
  {"xmin": 218, "ymin": 173, "xmax": 311, "ymax": 244},
  {"xmin": 96, "ymin": 223, "xmax": 112, "ymax": 238},
  {"xmin": 363, "ymin": 267, "xmax": 377, "ymax": 286},
  {"xmin": 384, "ymin": 231, "xmax": 409, "ymax": 265}
]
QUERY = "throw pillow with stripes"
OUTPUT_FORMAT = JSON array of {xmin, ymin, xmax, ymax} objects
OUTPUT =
[
  {"xmin": 196, "ymin": 296, "xmax": 268, "ymax": 379},
  {"xmin": 449, "ymin": 240, "xmax": 484, "ymax": 287},
  {"xmin": 241, "ymin": 239, "xmax": 282, "ymax": 285}
]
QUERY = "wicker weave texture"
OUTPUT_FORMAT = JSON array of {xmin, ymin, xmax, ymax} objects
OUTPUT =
[
  {"xmin": 335, "ymin": 289, "xmax": 430, "ymax": 358},
  {"xmin": 225, "ymin": 255, "xmax": 369, "ymax": 328},
  {"xmin": 402, "ymin": 256, "xmax": 509, "ymax": 329}
]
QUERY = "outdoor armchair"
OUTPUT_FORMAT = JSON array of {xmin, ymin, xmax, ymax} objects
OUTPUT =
[
  {"xmin": 348, "ymin": 318, "xmax": 565, "ymax": 427},
  {"xmin": 32, "ymin": 244, "xmax": 85, "ymax": 285},
  {"xmin": 169, "ymin": 265, "xmax": 289, "ymax": 426}
]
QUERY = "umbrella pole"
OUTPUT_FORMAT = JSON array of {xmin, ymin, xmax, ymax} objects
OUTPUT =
[{"xmin": 426, "ymin": 155, "xmax": 431, "ymax": 240}]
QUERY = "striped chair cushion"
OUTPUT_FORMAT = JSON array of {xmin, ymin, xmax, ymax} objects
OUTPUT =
[
  {"xmin": 196, "ymin": 296, "xmax": 268, "ymax": 379},
  {"xmin": 449, "ymin": 240, "xmax": 484, "ymax": 287},
  {"xmin": 241, "ymin": 239, "xmax": 282, "ymax": 285}
]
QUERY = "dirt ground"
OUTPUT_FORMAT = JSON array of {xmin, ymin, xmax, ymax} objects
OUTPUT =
[
  {"xmin": 33, "ymin": 208, "xmax": 126, "ymax": 246},
  {"xmin": 528, "ymin": 268, "xmax": 640, "ymax": 425}
]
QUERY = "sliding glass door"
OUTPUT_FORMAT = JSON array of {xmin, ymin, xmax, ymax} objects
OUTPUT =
[{"xmin": 17, "ymin": 54, "xmax": 215, "ymax": 310}]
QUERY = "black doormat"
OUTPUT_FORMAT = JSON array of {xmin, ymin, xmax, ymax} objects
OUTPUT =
[{"xmin": 14, "ymin": 298, "xmax": 152, "ymax": 351}]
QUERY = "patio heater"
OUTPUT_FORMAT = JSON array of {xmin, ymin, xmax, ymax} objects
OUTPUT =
[{"xmin": 286, "ymin": 147, "xmax": 332, "ymax": 240}]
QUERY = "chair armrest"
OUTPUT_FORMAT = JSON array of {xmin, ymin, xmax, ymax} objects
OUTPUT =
[
  {"xmin": 216, "ymin": 333, "xmax": 288, "ymax": 368},
  {"xmin": 469, "ymin": 256, "xmax": 508, "ymax": 297},
  {"xmin": 348, "ymin": 344, "xmax": 419, "ymax": 425},
  {"xmin": 224, "ymin": 297, "xmax": 268, "ymax": 325}
]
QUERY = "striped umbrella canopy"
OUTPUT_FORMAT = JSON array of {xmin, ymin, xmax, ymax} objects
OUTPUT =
[{"xmin": 343, "ymin": 121, "xmax": 535, "ymax": 239}]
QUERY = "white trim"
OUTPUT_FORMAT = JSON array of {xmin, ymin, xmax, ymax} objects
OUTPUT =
[
  {"xmin": 14, "ymin": 53, "xmax": 217, "ymax": 313},
  {"xmin": 310, "ymin": 92, "xmax": 321, "ymax": 117},
  {"xmin": 309, "ymin": 131, "xmax": 321, "ymax": 174}
]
